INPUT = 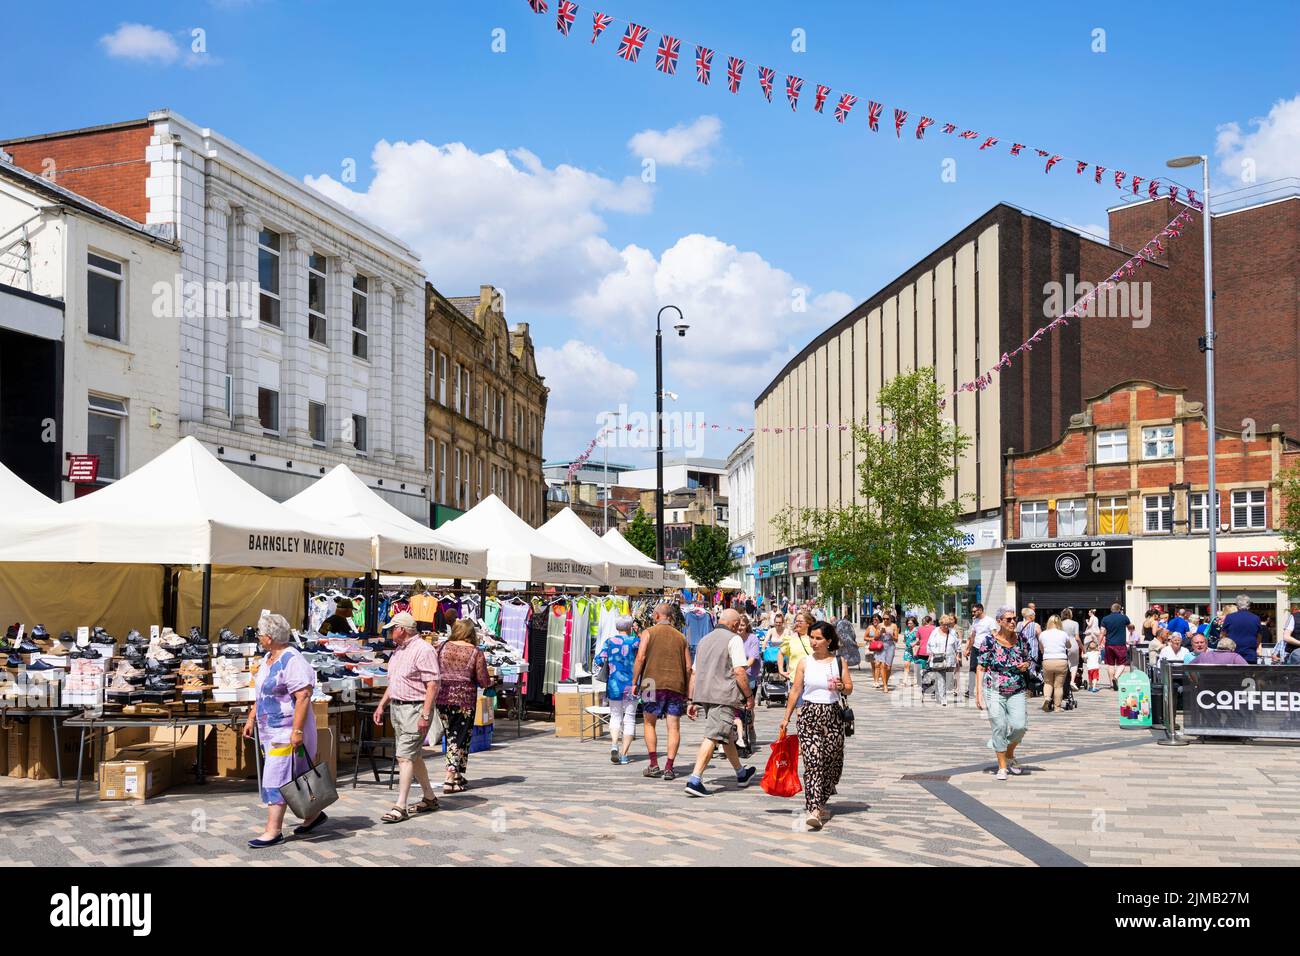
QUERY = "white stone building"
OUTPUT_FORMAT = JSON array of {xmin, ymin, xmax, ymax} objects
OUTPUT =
[
  {"xmin": 1, "ymin": 112, "xmax": 430, "ymax": 519},
  {"xmin": 0, "ymin": 156, "xmax": 181, "ymax": 500},
  {"xmin": 725, "ymin": 434, "xmax": 756, "ymax": 594}
]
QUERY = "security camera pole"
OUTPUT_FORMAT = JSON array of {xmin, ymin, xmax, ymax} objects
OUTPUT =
[{"xmin": 656, "ymin": 305, "xmax": 685, "ymax": 566}]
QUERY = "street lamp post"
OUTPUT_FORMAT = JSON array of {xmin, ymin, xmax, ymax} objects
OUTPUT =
[
  {"xmin": 1167, "ymin": 154, "xmax": 1217, "ymax": 614},
  {"xmin": 656, "ymin": 306, "xmax": 687, "ymax": 566}
]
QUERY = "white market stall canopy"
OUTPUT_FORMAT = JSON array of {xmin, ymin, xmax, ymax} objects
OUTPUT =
[
  {"xmin": 684, "ymin": 574, "xmax": 746, "ymax": 591},
  {"xmin": 437, "ymin": 494, "xmax": 604, "ymax": 587},
  {"xmin": 0, "ymin": 460, "xmax": 56, "ymax": 513},
  {"xmin": 540, "ymin": 508, "xmax": 662, "ymax": 589},
  {"xmin": 0, "ymin": 437, "xmax": 372, "ymax": 575},
  {"xmin": 602, "ymin": 527, "xmax": 675, "ymax": 588},
  {"xmin": 285, "ymin": 465, "xmax": 488, "ymax": 578}
]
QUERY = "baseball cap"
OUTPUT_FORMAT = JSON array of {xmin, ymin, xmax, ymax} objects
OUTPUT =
[{"xmin": 383, "ymin": 611, "xmax": 417, "ymax": 631}]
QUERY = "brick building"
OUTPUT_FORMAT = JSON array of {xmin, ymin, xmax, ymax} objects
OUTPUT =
[
  {"xmin": 426, "ymin": 284, "xmax": 547, "ymax": 528},
  {"xmin": 1004, "ymin": 381, "xmax": 1299, "ymax": 621}
]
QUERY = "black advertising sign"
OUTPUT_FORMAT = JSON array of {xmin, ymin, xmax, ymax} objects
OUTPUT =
[
  {"xmin": 1006, "ymin": 538, "xmax": 1132, "ymax": 583},
  {"xmin": 1181, "ymin": 665, "xmax": 1300, "ymax": 739}
]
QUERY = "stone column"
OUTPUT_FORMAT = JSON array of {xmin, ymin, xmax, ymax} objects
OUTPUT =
[
  {"xmin": 369, "ymin": 280, "xmax": 396, "ymax": 464},
  {"xmin": 280, "ymin": 235, "xmax": 312, "ymax": 444},
  {"xmin": 202, "ymin": 194, "xmax": 232, "ymax": 427},
  {"xmin": 328, "ymin": 259, "xmax": 357, "ymax": 452},
  {"xmin": 228, "ymin": 207, "xmax": 263, "ymax": 435},
  {"xmin": 391, "ymin": 286, "xmax": 419, "ymax": 468}
]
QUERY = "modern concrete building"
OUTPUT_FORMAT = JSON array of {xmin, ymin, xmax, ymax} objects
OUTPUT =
[{"xmin": 725, "ymin": 434, "xmax": 756, "ymax": 594}]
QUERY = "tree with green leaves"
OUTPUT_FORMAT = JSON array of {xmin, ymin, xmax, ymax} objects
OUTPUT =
[
  {"xmin": 773, "ymin": 368, "xmax": 971, "ymax": 610},
  {"xmin": 680, "ymin": 524, "xmax": 740, "ymax": 592},
  {"xmin": 1279, "ymin": 464, "xmax": 1300, "ymax": 599},
  {"xmin": 623, "ymin": 507, "xmax": 658, "ymax": 561}
]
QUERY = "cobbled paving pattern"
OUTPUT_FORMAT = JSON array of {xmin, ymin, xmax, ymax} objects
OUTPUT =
[{"xmin": 2, "ymin": 666, "xmax": 1297, "ymax": 866}]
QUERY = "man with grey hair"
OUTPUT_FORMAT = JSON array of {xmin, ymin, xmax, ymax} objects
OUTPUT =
[
  {"xmin": 1193, "ymin": 636, "xmax": 1248, "ymax": 666},
  {"xmin": 633, "ymin": 602, "xmax": 692, "ymax": 779},
  {"xmin": 683, "ymin": 608, "xmax": 756, "ymax": 797},
  {"xmin": 594, "ymin": 614, "xmax": 640, "ymax": 765},
  {"xmin": 1221, "ymin": 594, "xmax": 1262, "ymax": 664},
  {"xmin": 373, "ymin": 611, "xmax": 441, "ymax": 822}
]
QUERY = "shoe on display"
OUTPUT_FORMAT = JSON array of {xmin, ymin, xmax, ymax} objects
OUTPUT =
[
  {"xmin": 125, "ymin": 629, "xmax": 146, "ymax": 644},
  {"xmin": 6, "ymin": 653, "xmax": 23, "ymax": 668},
  {"xmin": 26, "ymin": 658, "xmax": 55, "ymax": 672},
  {"xmin": 16, "ymin": 639, "xmax": 40, "ymax": 653},
  {"xmin": 123, "ymin": 645, "xmax": 146, "ymax": 661},
  {"xmin": 188, "ymin": 627, "xmax": 206, "ymax": 645},
  {"xmin": 242, "ymin": 626, "xmax": 257, "ymax": 642},
  {"xmin": 143, "ymin": 676, "xmax": 176, "ymax": 693},
  {"xmin": 181, "ymin": 676, "xmax": 205, "ymax": 694},
  {"xmin": 145, "ymin": 645, "xmax": 176, "ymax": 662},
  {"xmin": 89, "ymin": 630, "xmax": 115, "ymax": 645},
  {"xmin": 30, "ymin": 625, "xmax": 49, "ymax": 641},
  {"xmin": 179, "ymin": 645, "xmax": 208, "ymax": 660},
  {"xmin": 219, "ymin": 644, "xmax": 244, "ymax": 658},
  {"xmin": 145, "ymin": 657, "xmax": 177, "ymax": 674}
]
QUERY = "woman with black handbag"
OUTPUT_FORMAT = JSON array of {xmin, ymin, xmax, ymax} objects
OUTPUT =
[
  {"xmin": 926, "ymin": 615, "xmax": 961, "ymax": 705},
  {"xmin": 778, "ymin": 622, "xmax": 854, "ymax": 832}
]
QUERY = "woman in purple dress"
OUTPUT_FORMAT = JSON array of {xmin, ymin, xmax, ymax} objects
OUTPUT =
[{"xmin": 242, "ymin": 613, "xmax": 324, "ymax": 848}]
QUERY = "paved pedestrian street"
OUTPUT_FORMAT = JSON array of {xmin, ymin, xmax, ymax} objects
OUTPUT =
[{"xmin": 2, "ymin": 673, "xmax": 1295, "ymax": 867}]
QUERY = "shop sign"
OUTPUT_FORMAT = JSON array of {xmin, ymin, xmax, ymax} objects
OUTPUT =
[
  {"xmin": 789, "ymin": 549, "xmax": 812, "ymax": 574},
  {"xmin": 769, "ymin": 555, "xmax": 789, "ymax": 577},
  {"xmin": 730, "ymin": 544, "xmax": 747, "ymax": 559},
  {"xmin": 67, "ymin": 454, "xmax": 99, "ymax": 484},
  {"xmin": 756, "ymin": 559, "xmax": 771, "ymax": 579},
  {"xmin": 1006, "ymin": 538, "xmax": 1132, "ymax": 582},
  {"xmin": 954, "ymin": 517, "xmax": 1001, "ymax": 551},
  {"xmin": 1215, "ymin": 551, "xmax": 1287, "ymax": 573},
  {"xmin": 1181, "ymin": 666, "xmax": 1300, "ymax": 739}
]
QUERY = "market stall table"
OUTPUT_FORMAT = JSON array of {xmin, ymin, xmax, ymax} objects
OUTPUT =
[{"xmin": 0, "ymin": 706, "xmax": 79, "ymax": 786}]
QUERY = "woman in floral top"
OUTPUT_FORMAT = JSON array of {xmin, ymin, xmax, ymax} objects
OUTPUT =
[
  {"xmin": 976, "ymin": 604, "xmax": 1036, "ymax": 781},
  {"xmin": 595, "ymin": 616, "xmax": 640, "ymax": 765},
  {"xmin": 436, "ymin": 621, "xmax": 492, "ymax": 794}
]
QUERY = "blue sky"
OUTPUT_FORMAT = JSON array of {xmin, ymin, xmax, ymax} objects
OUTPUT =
[{"xmin": 3, "ymin": 0, "xmax": 1297, "ymax": 465}]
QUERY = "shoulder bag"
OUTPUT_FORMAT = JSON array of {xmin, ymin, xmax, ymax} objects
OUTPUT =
[{"xmin": 279, "ymin": 745, "xmax": 338, "ymax": 821}]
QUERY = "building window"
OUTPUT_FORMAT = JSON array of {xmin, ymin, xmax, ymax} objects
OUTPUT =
[
  {"xmin": 308, "ymin": 401, "xmax": 326, "ymax": 446},
  {"xmin": 1096, "ymin": 429, "xmax": 1127, "ymax": 464},
  {"xmin": 476, "ymin": 457, "xmax": 483, "ymax": 502},
  {"xmin": 1189, "ymin": 491, "xmax": 1220, "ymax": 532},
  {"xmin": 257, "ymin": 388, "xmax": 280, "ymax": 433},
  {"xmin": 452, "ymin": 364, "xmax": 461, "ymax": 412},
  {"xmin": 87, "ymin": 394, "xmax": 127, "ymax": 481},
  {"xmin": 438, "ymin": 441, "xmax": 447, "ymax": 505},
  {"xmin": 1231, "ymin": 489, "xmax": 1266, "ymax": 530},
  {"xmin": 87, "ymin": 252, "xmax": 123, "ymax": 341},
  {"xmin": 352, "ymin": 414, "xmax": 367, "ymax": 453},
  {"xmin": 1057, "ymin": 499, "xmax": 1087, "ymax": 537},
  {"xmin": 438, "ymin": 353, "xmax": 448, "ymax": 405},
  {"xmin": 461, "ymin": 368, "xmax": 472, "ymax": 419},
  {"xmin": 258, "ymin": 229, "xmax": 281, "ymax": 327},
  {"xmin": 1098, "ymin": 496, "xmax": 1129, "ymax": 534},
  {"xmin": 307, "ymin": 253, "xmax": 328, "ymax": 345},
  {"xmin": 1141, "ymin": 425, "xmax": 1175, "ymax": 460},
  {"xmin": 1020, "ymin": 501, "xmax": 1048, "ymax": 539},
  {"xmin": 1143, "ymin": 494, "xmax": 1173, "ymax": 533},
  {"xmin": 351, "ymin": 275, "xmax": 368, "ymax": 359}
]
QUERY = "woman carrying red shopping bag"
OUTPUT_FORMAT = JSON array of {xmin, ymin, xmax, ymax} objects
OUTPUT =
[
  {"xmin": 778, "ymin": 622, "xmax": 854, "ymax": 831},
  {"xmin": 760, "ymin": 730, "xmax": 802, "ymax": 798}
]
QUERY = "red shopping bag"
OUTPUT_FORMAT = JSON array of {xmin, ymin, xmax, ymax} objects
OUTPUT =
[{"xmin": 760, "ymin": 732, "xmax": 802, "ymax": 798}]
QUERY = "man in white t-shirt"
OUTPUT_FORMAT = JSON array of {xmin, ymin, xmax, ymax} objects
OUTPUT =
[{"xmin": 964, "ymin": 603, "xmax": 997, "ymax": 698}]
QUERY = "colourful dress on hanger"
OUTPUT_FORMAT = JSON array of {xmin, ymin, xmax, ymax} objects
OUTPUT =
[{"xmin": 544, "ymin": 603, "xmax": 568, "ymax": 694}]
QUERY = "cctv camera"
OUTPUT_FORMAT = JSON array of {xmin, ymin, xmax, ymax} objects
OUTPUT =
[{"xmin": 674, "ymin": 323, "xmax": 689, "ymax": 337}]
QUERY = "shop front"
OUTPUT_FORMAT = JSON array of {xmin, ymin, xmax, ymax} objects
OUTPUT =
[
  {"xmin": 790, "ymin": 549, "xmax": 815, "ymax": 601},
  {"xmin": 1131, "ymin": 535, "xmax": 1291, "ymax": 622},
  {"xmin": 940, "ymin": 516, "xmax": 1006, "ymax": 624},
  {"xmin": 758, "ymin": 554, "xmax": 790, "ymax": 603},
  {"xmin": 1006, "ymin": 537, "xmax": 1133, "ymax": 619}
]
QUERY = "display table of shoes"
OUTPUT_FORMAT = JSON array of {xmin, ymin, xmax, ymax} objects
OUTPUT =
[{"xmin": 212, "ymin": 626, "xmax": 258, "ymax": 703}]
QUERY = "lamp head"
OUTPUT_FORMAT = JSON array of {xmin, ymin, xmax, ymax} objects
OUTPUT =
[
  {"xmin": 674, "ymin": 323, "xmax": 689, "ymax": 337},
  {"xmin": 1165, "ymin": 155, "xmax": 1203, "ymax": 169}
]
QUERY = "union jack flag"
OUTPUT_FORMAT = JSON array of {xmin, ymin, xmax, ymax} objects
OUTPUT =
[
  {"xmin": 1076, "ymin": 161, "xmax": 1088, "ymax": 175},
  {"xmin": 958, "ymin": 130, "xmax": 978, "ymax": 140},
  {"xmin": 866, "ymin": 101, "xmax": 882, "ymax": 131},
  {"xmin": 1094, "ymin": 165, "xmax": 1105, "ymax": 183},
  {"xmin": 786, "ymin": 74, "xmax": 802, "ymax": 110},
  {"xmin": 893, "ymin": 108, "xmax": 908, "ymax": 137},
  {"xmin": 695, "ymin": 45, "xmax": 713, "ymax": 83},
  {"xmin": 915, "ymin": 116, "xmax": 934, "ymax": 138},
  {"xmin": 1035, "ymin": 149, "xmax": 1050, "ymax": 158},
  {"xmin": 1186, "ymin": 189, "xmax": 1201, "ymax": 209},
  {"xmin": 528, "ymin": 0, "xmax": 548, "ymax": 12},
  {"xmin": 556, "ymin": 1, "xmax": 577, "ymax": 35},
  {"xmin": 943, "ymin": 123, "xmax": 958, "ymax": 135},
  {"xmin": 655, "ymin": 34, "xmax": 679, "ymax": 74},
  {"xmin": 591, "ymin": 11, "xmax": 613, "ymax": 43},
  {"xmin": 1009, "ymin": 142, "xmax": 1024, "ymax": 154},
  {"xmin": 834, "ymin": 93, "xmax": 857, "ymax": 123},
  {"xmin": 1168, "ymin": 185, "xmax": 1179, "ymax": 203},
  {"xmin": 979, "ymin": 136, "xmax": 998, "ymax": 150},
  {"xmin": 1045, "ymin": 154, "xmax": 1062, "ymax": 173},
  {"xmin": 758, "ymin": 66, "xmax": 775, "ymax": 101},
  {"xmin": 1148, "ymin": 180, "xmax": 1160, "ymax": 200},
  {"xmin": 1114, "ymin": 170, "xmax": 1125, "ymax": 189},
  {"xmin": 813, "ymin": 84, "xmax": 830, "ymax": 112},
  {"xmin": 726, "ymin": 56, "xmax": 744, "ymax": 93},
  {"xmin": 617, "ymin": 23, "xmax": 648, "ymax": 61},
  {"xmin": 1131, "ymin": 175, "xmax": 1143, "ymax": 194}
]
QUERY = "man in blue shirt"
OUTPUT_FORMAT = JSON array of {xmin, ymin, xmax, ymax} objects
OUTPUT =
[
  {"xmin": 1100, "ymin": 602, "xmax": 1133, "ymax": 688},
  {"xmin": 1164, "ymin": 609, "xmax": 1191, "ymax": 640},
  {"xmin": 1220, "ymin": 595, "xmax": 1262, "ymax": 664}
]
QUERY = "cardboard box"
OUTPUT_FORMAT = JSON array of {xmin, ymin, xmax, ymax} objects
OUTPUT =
[
  {"xmin": 205, "ymin": 726, "xmax": 258, "ymax": 780},
  {"xmin": 552, "ymin": 690, "xmax": 599, "ymax": 717},
  {"xmin": 554, "ymin": 711, "xmax": 604, "ymax": 738},
  {"xmin": 99, "ymin": 745, "xmax": 173, "ymax": 801},
  {"xmin": 103, "ymin": 727, "xmax": 151, "ymax": 759},
  {"xmin": 474, "ymin": 694, "xmax": 495, "ymax": 727},
  {"xmin": 27, "ymin": 719, "xmax": 95, "ymax": 781},
  {"xmin": 6, "ymin": 721, "xmax": 29, "ymax": 778},
  {"xmin": 315, "ymin": 726, "xmax": 337, "ymax": 781}
]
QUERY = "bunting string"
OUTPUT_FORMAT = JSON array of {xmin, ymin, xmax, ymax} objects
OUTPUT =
[{"xmin": 525, "ymin": 2, "xmax": 1204, "ymax": 209}]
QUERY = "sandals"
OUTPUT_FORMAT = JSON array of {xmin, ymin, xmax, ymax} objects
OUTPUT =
[
  {"xmin": 408, "ymin": 796, "xmax": 439, "ymax": 814},
  {"xmin": 442, "ymin": 782, "xmax": 467, "ymax": 794},
  {"xmin": 381, "ymin": 806, "xmax": 410, "ymax": 824}
]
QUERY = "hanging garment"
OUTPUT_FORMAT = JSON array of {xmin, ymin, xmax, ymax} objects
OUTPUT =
[
  {"xmin": 684, "ymin": 607, "xmax": 715, "ymax": 653},
  {"xmin": 484, "ymin": 598, "xmax": 502, "ymax": 636},
  {"xmin": 561, "ymin": 604, "xmax": 575, "ymax": 682},
  {"xmin": 351, "ymin": 595, "xmax": 366, "ymax": 631},
  {"xmin": 528, "ymin": 612, "xmax": 550, "ymax": 705},
  {"xmin": 409, "ymin": 593, "xmax": 437, "ymax": 624},
  {"xmin": 544, "ymin": 603, "xmax": 568, "ymax": 694},
  {"xmin": 308, "ymin": 595, "xmax": 331, "ymax": 633},
  {"xmin": 499, "ymin": 602, "xmax": 530, "ymax": 658}
]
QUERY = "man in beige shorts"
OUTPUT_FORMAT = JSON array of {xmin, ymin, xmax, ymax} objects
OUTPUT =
[
  {"xmin": 373, "ymin": 612, "xmax": 441, "ymax": 822},
  {"xmin": 684, "ymin": 608, "xmax": 756, "ymax": 797}
]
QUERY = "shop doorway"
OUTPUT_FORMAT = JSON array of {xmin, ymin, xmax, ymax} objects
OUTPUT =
[{"xmin": 1016, "ymin": 585, "xmax": 1124, "ymax": 623}]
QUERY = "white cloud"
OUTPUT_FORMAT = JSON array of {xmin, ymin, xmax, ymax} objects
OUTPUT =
[
  {"xmin": 1067, "ymin": 221, "xmax": 1109, "ymax": 243},
  {"xmin": 305, "ymin": 140, "xmax": 651, "ymax": 309},
  {"xmin": 536, "ymin": 340, "xmax": 638, "ymax": 457},
  {"xmin": 99, "ymin": 23, "xmax": 180, "ymax": 64},
  {"xmin": 626, "ymin": 116, "xmax": 722, "ymax": 169},
  {"xmin": 1215, "ymin": 94, "xmax": 1300, "ymax": 188}
]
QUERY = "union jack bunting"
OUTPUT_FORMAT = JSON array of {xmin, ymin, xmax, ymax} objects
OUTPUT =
[
  {"xmin": 617, "ymin": 23, "xmax": 649, "ymax": 61},
  {"xmin": 915, "ymin": 116, "xmax": 934, "ymax": 138},
  {"xmin": 893, "ymin": 108, "xmax": 908, "ymax": 136},
  {"xmin": 1035, "ymin": 149, "xmax": 1050, "ymax": 158},
  {"xmin": 1045, "ymin": 154, "xmax": 1062, "ymax": 173},
  {"xmin": 1094, "ymin": 165, "xmax": 1106, "ymax": 183},
  {"xmin": 591, "ymin": 11, "xmax": 613, "ymax": 43},
  {"xmin": 529, "ymin": 0, "xmax": 548, "ymax": 12},
  {"xmin": 1114, "ymin": 170, "xmax": 1126, "ymax": 188},
  {"xmin": 867, "ymin": 101, "xmax": 882, "ymax": 131},
  {"xmin": 556, "ymin": 0, "xmax": 577, "ymax": 35},
  {"xmin": 813, "ymin": 84, "xmax": 830, "ymax": 112},
  {"xmin": 1076, "ymin": 161, "xmax": 1088, "ymax": 174},
  {"xmin": 655, "ymin": 34, "xmax": 680, "ymax": 74},
  {"xmin": 942, "ymin": 123, "xmax": 957, "ymax": 134},
  {"xmin": 958, "ymin": 130, "xmax": 978, "ymax": 140},
  {"xmin": 1186, "ymin": 189, "xmax": 1199, "ymax": 208},
  {"xmin": 1168, "ymin": 185, "xmax": 1179, "ymax": 203},
  {"xmin": 1148, "ymin": 180, "xmax": 1160, "ymax": 200},
  {"xmin": 726, "ymin": 56, "xmax": 744, "ymax": 93},
  {"xmin": 1010, "ymin": 143, "xmax": 1025, "ymax": 155},
  {"xmin": 695, "ymin": 45, "xmax": 713, "ymax": 83},
  {"xmin": 1131, "ymin": 175, "xmax": 1143, "ymax": 194},
  {"xmin": 979, "ymin": 136, "xmax": 998, "ymax": 150},
  {"xmin": 758, "ymin": 66, "xmax": 775, "ymax": 101},
  {"xmin": 834, "ymin": 93, "xmax": 857, "ymax": 123},
  {"xmin": 785, "ymin": 74, "xmax": 802, "ymax": 109}
]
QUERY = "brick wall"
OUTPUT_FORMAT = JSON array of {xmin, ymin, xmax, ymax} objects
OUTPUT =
[{"xmin": 5, "ymin": 125, "xmax": 152, "ymax": 222}]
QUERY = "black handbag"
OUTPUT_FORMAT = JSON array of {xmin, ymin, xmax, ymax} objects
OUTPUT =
[{"xmin": 839, "ymin": 695, "xmax": 855, "ymax": 736}]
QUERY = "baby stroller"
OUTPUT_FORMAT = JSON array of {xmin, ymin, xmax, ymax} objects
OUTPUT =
[{"xmin": 757, "ymin": 642, "xmax": 789, "ymax": 708}]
